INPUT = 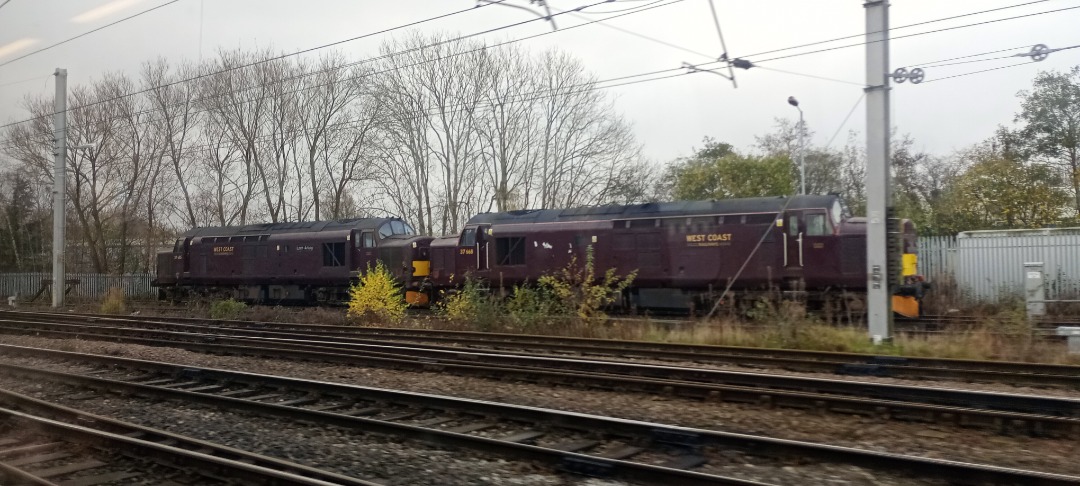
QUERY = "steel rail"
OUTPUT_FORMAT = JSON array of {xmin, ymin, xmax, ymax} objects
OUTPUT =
[
  {"xmin": 0, "ymin": 344, "xmax": 1075, "ymax": 486},
  {"xmin": 0, "ymin": 386, "xmax": 380, "ymax": 486},
  {"xmin": 0, "ymin": 406, "xmax": 351, "ymax": 485},
  {"xmin": 8, "ymin": 310, "xmax": 1076, "ymax": 386},
  {"xmin": 0, "ymin": 319, "xmax": 1077, "ymax": 437}
]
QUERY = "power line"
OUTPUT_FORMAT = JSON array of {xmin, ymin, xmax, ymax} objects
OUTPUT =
[
  {"xmin": 0, "ymin": 62, "xmax": 709, "ymax": 157},
  {"xmin": 750, "ymin": 4, "xmax": 1080, "ymax": 64},
  {"xmin": 0, "ymin": 0, "xmax": 680, "ymax": 142},
  {"xmin": 921, "ymin": 61, "xmax": 1035, "ymax": 83},
  {"xmin": 734, "ymin": 0, "xmax": 1052, "ymax": 61},
  {"xmin": 575, "ymin": 0, "xmax": 666, "ymax": 14},
  {"xmin": 903, "ymin": 45, "xmax": 1032, "ymax": 68},
  {"xmin": 552, "ymin": 5, "xmax": 714, "ymax": 59},
  {"xmin": 0, "ymin": 0, "xmax": 1067, "ymax": 143},
  {"xmin": 0, "ymin": 74, "xmax": 50, "ymax": 88},
  {"xmin": 824, "ymin": 93, "xmax": 865, "ymax": 150},
  {"xmin": 0, "ymin": 0, "xmax": 518, "ymax": 131},
  {"xmin": 0, "ymin": 0, "xmax": 182, "ymax": 68},
  {"xmin": 0, "ymin": 0, "xmax": 11, "ymax": 12},
  {"xmin": 751, "ymin": 65, "xmax": 864, "ymax": 86},
  {"xmin": 0, "ymin": 59, "xmax": 701, "ymax": 153}
]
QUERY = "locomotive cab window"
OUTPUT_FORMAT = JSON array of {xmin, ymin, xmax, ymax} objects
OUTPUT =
[
  {"xmin": 378, "ymin": 223, "xmax": 393, "ymax": 238},
  {"xmin": 460, "ymin": 228, "xmax": 477, "ymax": 247},
  {"xmin": 788, "ymin": 215, "xmax": 799, "ymax": 236},
  {"xmin": 806, "ymin": 213, "xmax": 829, "ymax": 236},
  {"xmin": 361, "ymin": 232, "xmax": 375, "ymax": 248}
]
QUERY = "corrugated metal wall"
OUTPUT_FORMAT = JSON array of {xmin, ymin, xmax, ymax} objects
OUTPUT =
[
  {"xmin": 919, "ymin": 229, "xmax": 1080, "ymax": 303},
  {"xmin": 0, "ymin": 273, "xmax": 155, "ymax": 300}
]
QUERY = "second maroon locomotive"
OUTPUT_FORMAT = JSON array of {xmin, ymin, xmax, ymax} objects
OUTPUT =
[{"xmin": 425, "ymin": 194, "xmax": 923, "ymax": 316}]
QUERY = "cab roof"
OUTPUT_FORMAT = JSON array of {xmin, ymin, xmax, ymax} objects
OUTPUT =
[{"xmin": 466, "ymin": 195, "xmax": 840, "ymax": 226}]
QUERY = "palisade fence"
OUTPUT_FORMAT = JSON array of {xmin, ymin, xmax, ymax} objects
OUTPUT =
[
  {"xmin": 0, "ymin": 273, "xmax": 155, "ymax": 301},
  {"xmin": 917, "ymin": 236, "xmax": 956, "ymax": 286}
]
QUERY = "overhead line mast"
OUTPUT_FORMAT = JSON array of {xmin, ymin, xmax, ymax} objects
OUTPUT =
[{"xmin": 864, "ymin": 0, "xmax": 893, "ymax": 342}]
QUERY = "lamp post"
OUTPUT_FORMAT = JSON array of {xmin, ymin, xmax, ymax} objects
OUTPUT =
[{"xmin": 788, "ymin": 96, "xmax": 805, "ymax": 195}]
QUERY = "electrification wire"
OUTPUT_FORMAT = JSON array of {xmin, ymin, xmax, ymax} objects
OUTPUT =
[
  {"xmin": 0, "ymin": 0, "xmax": 11, "ymax": 12},
  {"xmin": 0, "ymin": 0, "xmax": 516, "ymax": 130},
  {"xmin": 0, "ymin": 0, "xmax": 182, "ymax": 68},
  {"xmin": 0, "ymin": 0, "xmax": 1064, "ymax": 142},
  {"xmin": 575, "ymin": 0, "xmax": 666, "ymax": 14},
  {"xmin": 903, "ymin": 45, "xmax": 1032, "ymax": 68},
  {"xmin": 824, "ymin": 93, "xmax": 865, "ymax": 151},
  {"xmin": 0, "ymin": 74, "xmax": 50, "ymax": 88},
  {"xmin": 554, "ymin": 7, "xmax": 714, "ymax": 59},
  {"xmin": 749, "ymin": 4, "xmax": 1080, "ymax": 64},
  {"xmin": 751, "ymin": 65, "xmax": 864, "ymax": 86},
  {"xmin": 734, "ymin": 0, "xmax": 1052, "ymax": 61},
  {"xmin": 0, "ymin": 63, "xmax": 711, "ymax": 157},
  {"xmin": 0, "ymin": 0, "xmax": 681, "ymax": 145},
  {"xmin": 921, "ymin": 61, "xmax": 1036, "ymax": 83}
]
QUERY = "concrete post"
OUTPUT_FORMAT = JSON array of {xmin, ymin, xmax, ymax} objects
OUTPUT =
[
  {"xmin": 864, "ymin": 1, "xmax": 892, "ymax": 343},
  {"xmin": 51, "ymin": 68, "xmax": 68, "ymax": 308}
]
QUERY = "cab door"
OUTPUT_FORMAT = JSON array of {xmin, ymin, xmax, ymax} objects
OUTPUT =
[
  {"xmin": 476, "ymin": 224, "xmax": 491, "ymax": 272},
  {"xmin": 456, "ymin": 226, "xmax": 479, "ymax": 276},
  {"xmin": 783, "ymin": 212, "xmax": 803, "ymax": 271},
  {"xmin": 801, "ymin": 210, "xmax": 835, "ymax": 286},
  {"xmin": 356, "ymin": 230, "xmax": 376, "ymax": 270}
]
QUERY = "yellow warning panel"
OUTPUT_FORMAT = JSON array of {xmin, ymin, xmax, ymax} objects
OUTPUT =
[
  {"xmin": 412, "ymin": 260, "xmax": 430, "ymax": 277},
  {"xmin": 892, "ymin": 295, "xmax": 919, "ymax": 318},
  {"xmin": 902, "ymin": 253, "xmax": 918, "ymax": 277}
]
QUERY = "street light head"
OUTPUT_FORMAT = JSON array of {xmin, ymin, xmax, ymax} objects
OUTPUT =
[{"xmin": 787, "ymin": 96, "xmax": 799, "ymax": 107}]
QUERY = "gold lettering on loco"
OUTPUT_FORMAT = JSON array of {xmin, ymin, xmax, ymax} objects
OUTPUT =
[
  {"xmin": 687, "ymin": 233, "xmax": 733, "ymax": 247},
  {"xmin": 213, "ymin": 246, "xmax": 234, "ymax": 254}
]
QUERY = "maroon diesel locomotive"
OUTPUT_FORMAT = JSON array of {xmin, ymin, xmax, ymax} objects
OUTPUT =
[
  {"xmin": 426, "ymin": 195, "xmax": 923, "ymax": 316},
  {"xmin": 154, "ymin": 217, "xmax": 432, "ymax": 304}
]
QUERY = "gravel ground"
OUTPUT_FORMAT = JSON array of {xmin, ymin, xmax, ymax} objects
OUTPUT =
[
  {"xmin": 0, "ymin": 335, "xmax": 1075, "ymax": 483},
  {"xmin": 387, "ymin": 338, "xmax": 1080, "ymax": 399}
]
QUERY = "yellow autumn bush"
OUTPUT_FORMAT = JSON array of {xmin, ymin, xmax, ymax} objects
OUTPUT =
[{"xmin": 347, "ymin": 261, "xmax": 407, "ymax": 324}]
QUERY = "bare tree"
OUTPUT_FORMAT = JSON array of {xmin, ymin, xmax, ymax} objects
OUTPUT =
[{"xmin": 144, "ymin": 58, "xmax": 201, "ymax": 229}]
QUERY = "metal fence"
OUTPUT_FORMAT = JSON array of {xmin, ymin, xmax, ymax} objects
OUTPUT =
[
  {"xmin": 0, "ymin": 273, "xmax": 155, "ymax": 301},
  {"xmin": 918, "ymin": 229, "xmax": 1080, "ymax": 303}
]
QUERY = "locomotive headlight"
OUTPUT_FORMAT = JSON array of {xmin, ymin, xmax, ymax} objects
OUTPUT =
[{"xmin": 412, "ymin": 242, "xmax": 417, "ymax": 248}]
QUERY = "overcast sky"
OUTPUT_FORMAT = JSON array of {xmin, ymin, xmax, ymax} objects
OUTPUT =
[{"xmin": 0, "ymin": 0, "xmax": 1077, "ymax": 163}]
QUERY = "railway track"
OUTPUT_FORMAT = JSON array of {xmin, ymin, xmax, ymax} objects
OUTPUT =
[
  {"xmin": 0, "ymin": 343, "xmax": 1076, "ymax": 485},
  {"xmin": 0, "ymin": 386, "xmax": 367, "ymax": 486},
  {"xmin": 6, "ymin": 310, "xmax": 1079, "ymax": 388},
  {"xmin": 0, "ymin": 313, "xmax": 1079, "ymax": 438}
]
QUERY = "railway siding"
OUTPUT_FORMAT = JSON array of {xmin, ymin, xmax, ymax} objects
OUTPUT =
[{"xmin": 0, "ymin": 345, "xmax": 1077, "ymax": 485}]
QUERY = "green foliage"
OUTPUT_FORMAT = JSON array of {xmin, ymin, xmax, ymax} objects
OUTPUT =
[
  {"xmin": 209, "ymin": 298, "xmax": 247, "ymax": 320},
  {"xmin": 1014, "ymin": 66, "xmax": 1080, "ymax": 216},
  {"xmin": 939, "ymin": 155, "xmax": 1069, "ymax": 231},
  {"xmin": 347, "ymin": 261, "xmax": 407, "ymax": 324},
  {"xmin": 535, "ymin": 246, "xmax": 636, "ymax": 326},
  {"xmin": 505, "ymin": 283, "xmax": 566, "ymax": 330},
  {"xmin": 439, "ymin": 279, "xmax": 502, "ymax": 331},
  {"xmin": 667, "ymin": 153, "xmax": 795, "ymax": 201},
  {"xmin": 99, "ymin": 287, "xmax": 126, "ymax": 315}
]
